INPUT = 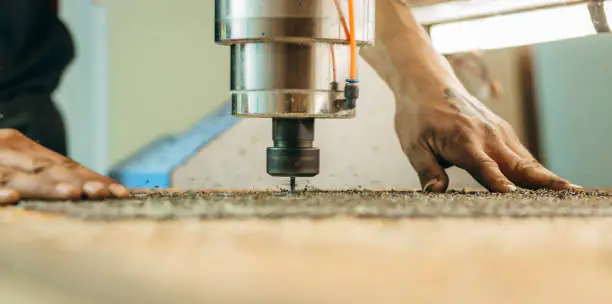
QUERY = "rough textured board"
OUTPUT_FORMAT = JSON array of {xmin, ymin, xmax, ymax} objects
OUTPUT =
[
  {"xmin": 1, "ymin": 211, "xmax": 612, "ymax": 303},
  {"xmin": 21, "ymin": 189, "xmax": 612, "ymax": 220}
]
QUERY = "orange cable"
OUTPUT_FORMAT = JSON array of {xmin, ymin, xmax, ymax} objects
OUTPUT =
[
  {"xmin": 333, "ymin": 0, "xmax": 351, "ymax": 40},
  {"xmin": 348, "ymin": 0, "xmax": 357, "ymax": 80}
]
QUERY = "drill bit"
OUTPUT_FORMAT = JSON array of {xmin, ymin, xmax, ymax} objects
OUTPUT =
[{"xmin": 290, "ymin": 176, "xmax": 296, "ymax": 193}]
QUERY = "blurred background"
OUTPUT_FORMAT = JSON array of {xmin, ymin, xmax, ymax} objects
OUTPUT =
[
  {"xmin": 54, "ymin": 0, "xmax": 612, "ymax": 190},
  {"xmin": 54, "ymin": 0, "xmax": 227, "ymax": 175}
]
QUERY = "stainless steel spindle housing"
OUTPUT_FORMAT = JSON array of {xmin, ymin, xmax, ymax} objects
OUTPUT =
[{"xmin": 215, "ymin": 0, "xmax": 376, "ymax": 118}]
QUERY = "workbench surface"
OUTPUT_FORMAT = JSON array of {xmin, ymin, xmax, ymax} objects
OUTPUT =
[{"xmin": 2, "ymin": 191, "xmax": 612, "ymax": 303}]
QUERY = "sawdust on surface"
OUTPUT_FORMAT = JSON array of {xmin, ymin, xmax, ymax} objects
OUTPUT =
[{"xmin": 20, "ymin": 189, "xmax": 612, "ymax": 220}]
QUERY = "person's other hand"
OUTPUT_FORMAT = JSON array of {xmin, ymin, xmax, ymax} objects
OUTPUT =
[
  {"xmin": 0, "ymin": 129, "xmax": 130, "ymax": 205},
  {"xmin": 394, "ymin": 87, "xmax": 583, "ymax": 193}
]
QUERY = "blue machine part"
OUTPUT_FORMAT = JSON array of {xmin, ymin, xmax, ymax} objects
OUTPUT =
[{"xmin": 109, "ymin": 101, "xmax": 240, "ymax": 189}]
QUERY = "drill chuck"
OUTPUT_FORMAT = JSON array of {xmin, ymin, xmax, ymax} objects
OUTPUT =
[{"xmin": 267, "ymin": 118, "xmax": 320, "ymax": 177}]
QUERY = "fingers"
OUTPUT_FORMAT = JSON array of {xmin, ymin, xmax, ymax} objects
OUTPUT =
[
  {"xmin": 451, "ymin": 147, "xmax": 517, "ymax": 193},
  {"xmin": 408, "ymin": 147, "xmax": 449, "ymax": 192},
  {"xmin": 0, "ymin": 130, "xmax": 130, "ymax": 201},
  {"xmin": 489, "ymin": 145, "xmax": 583, "ymax": 191},
  {"xmin": 494, "ymin": 121, "xmax": 583, "ymax": 190},
  {"xmin": 0, "ymin": 169, "xmax": 129, "ymax": 202},
  {"xmin": 38, "ymin": 165, "xmax": 130, "ymax": 199},
  {"xmin": 0, "ymin": 188, "xmax": 20, "ymax": 205},
  {"xmin": 68, "ymin": 166, "xmax": 130, "ymax": 198},
  {"xmin": 3, "ymin": 171, "xmax": 82, "ymax": 200}
]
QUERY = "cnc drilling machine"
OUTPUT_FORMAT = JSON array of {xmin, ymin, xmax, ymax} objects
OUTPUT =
[{"xmin": 215, "ymin": 0, "xmax": 375, "ymax": 191}]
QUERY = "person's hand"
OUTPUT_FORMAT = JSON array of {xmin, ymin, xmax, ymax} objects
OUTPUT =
[
  {"xmin": 0, "ymin": 129, "xmax": 130, "ymax": 205},
  {"xmin": 394, "ymin": 86, "xmax": 583, "ymax": 193}
]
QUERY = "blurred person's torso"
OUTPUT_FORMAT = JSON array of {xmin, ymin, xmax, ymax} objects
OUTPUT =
[{"xmin": 0, "ymin": 0, "xmax": 74, "ymax": 102}]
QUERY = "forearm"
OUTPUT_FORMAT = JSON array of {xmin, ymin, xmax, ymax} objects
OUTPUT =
[{"xmin": 360, "ymin": 0, "xmax": 459, "ymax": 98}]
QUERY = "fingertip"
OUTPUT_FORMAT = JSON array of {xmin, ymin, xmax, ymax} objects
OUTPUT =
[
  {"xmin": 548, "ymin": 180, "xmax": 583, "ymax": 191},
  {"xmin": 83, "ymin": 181, "xmax": 109, "ymax": 199},
  {"xmin": 489, "ymin": 180, "xmax": 517, "ymax": 193},
  {"xmin": 423, "ymin": 179, "xmax": 448, "ymax": 193},
  {"xmin": 55, "ymin": 183, "xmax": 82, "ymax": 200},
  {"xmin": 0, "ymin": 189, "xmax": 20, "ymax": 205},
  {"xmin": 109, "ymin": 184, "xmax": 130, "ymax": 198},
  {"xmin": 568, "ymin": 184, "xmax": 585, "ymax": 192}
]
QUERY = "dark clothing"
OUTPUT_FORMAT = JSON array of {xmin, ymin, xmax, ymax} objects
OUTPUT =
[
  {"xmin": 0, "ymin": 94, "xmax": 67, "ymax": 155},
  {"xmin": 0, "ymin": 0, "xmax": 74, "ymax": 155}
]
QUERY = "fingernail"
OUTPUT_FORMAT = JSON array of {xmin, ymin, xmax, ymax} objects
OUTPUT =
[
  {"xmin": 83, "ymin": 181, "xmax": 105, "ymax": 195},
  {"xmin": 568, "ymin": 184, "xmax": 585, "ymax": 191},
  {"xmin": 55, "ymin": 183, "xmax": 80, "ymax": 198},
  {"xmin": 0, "ymin": 190, "xmax": 19, "ymax": 205},
  {"xmin": 423, "ymin": 179, "xmax": 439, "ymax": 192},
  {"xmin": 506, "ymin": 184, "xmax": 518, "ymax": 192},
  {"xmin": 109, "ymin": 184, "xmax": 130, "ymax": 198}
]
